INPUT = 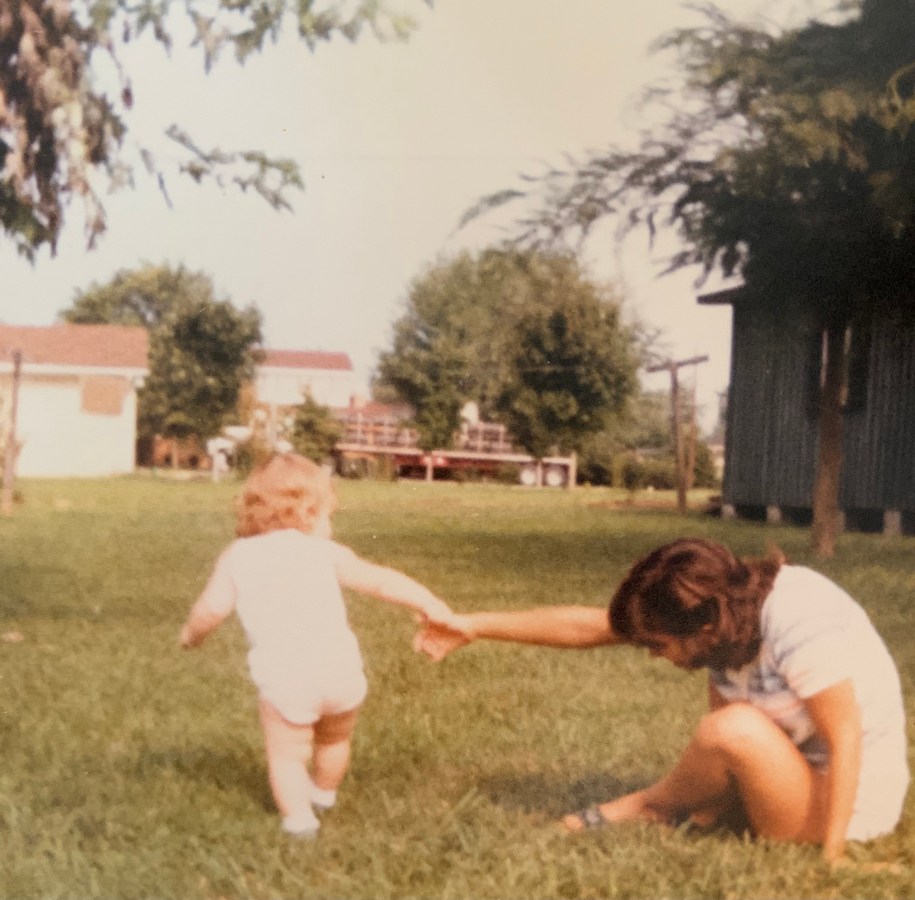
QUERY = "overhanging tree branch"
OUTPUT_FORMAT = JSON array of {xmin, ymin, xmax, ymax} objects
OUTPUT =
[{"xmin": 0, "ymin": 0, "xmax": 432, "ymax": 258}]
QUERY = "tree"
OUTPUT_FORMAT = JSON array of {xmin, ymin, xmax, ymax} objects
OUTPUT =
[
  {"xmin": 376, "ymin": 248, "xmax": 640, "ymax": 455},
  {"xmin": 464, "ymin": 0, "xmax": 915, "ymax": 555},
  {"xmin": 289, "ymin": 393, "xmax": 343, "ymax": 463},
  {"xmin": 62, "ymin": 262, "xmax": 262, "ymax": 443},
  {"xmin": 494, "ymin": 285, "xmax": 638, "ymax": 458},
  {"xmin": 375, "ymin": 249, "xmax": 522, "ymax": 448},
  {"xmin": 0, "ymin": 1, "xmax": 429, "ymax": 259}
]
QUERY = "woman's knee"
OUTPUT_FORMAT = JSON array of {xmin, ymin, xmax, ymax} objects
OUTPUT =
[{"xmin": 694, "ymin": 703, "xmax": 777, "ymax": 753}]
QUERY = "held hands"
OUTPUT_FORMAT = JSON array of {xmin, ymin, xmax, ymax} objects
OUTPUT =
[
  {"xmin": 413, "ymin": 614, "xmax": 473, "ymax": 661},
  {"xmin": 420, "ymin": 597, "xmax": 462, "ymax": 629}
]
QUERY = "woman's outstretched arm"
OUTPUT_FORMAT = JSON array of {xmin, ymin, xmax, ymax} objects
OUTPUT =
[{"xmin": 415, "ymin": 605, "xmax": 618, "ymax": 661}]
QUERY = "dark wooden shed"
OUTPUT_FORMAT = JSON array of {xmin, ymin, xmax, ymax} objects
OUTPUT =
[{"xmin": 699, "ymin": 287, "xmax": 915, "ymax": 534}]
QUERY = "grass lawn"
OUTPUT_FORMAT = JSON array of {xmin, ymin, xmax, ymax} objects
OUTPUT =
[{"xmin": 1, "ymin": 476, "xmax": 913, "ymax": 899}]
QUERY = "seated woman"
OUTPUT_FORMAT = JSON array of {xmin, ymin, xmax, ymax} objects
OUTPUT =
[{"xmin": 414, "ymin": 538, "xmax": 909, "ymax": 863}]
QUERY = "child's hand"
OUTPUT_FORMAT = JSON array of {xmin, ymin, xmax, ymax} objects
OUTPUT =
[
  {"xmin": 179, "ymin": 624, "xmax": 200, "ymax": 649},
  {"xmin": 179, "ymin": 601, "xmax": 226, "ymax": 648},
  {"xmin": 413, "ymin": 615, "xmax": 472, "ymax": 661}
]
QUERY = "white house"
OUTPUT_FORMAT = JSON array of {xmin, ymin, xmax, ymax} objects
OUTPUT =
[
  {"xmin": 255, "ymin": 349, "xmax": 358, "ymax": 409},
  {"xmin": 0, "ymin": 323, "xmax": 149, "ymax": 477}
]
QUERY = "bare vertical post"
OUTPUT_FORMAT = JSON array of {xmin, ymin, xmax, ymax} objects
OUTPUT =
[
  {"xmin": 2, "ymin": 349, "xmax": 23, "ymax": 516},
  {"xmin": 647, "ymin": 355, "xmax": 709, "ymax": 515},
  {"xmin": 686, "ymin": 367, "xmax": 698, "ymax": 490},
  {"xmin": 566, "ymin": 451, "xmax": 577, "ymax": 491}
]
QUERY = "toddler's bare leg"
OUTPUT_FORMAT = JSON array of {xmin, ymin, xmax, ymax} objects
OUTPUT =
[
  {"xmin": 311, "ymin": 707, "xmax": 360, "ymax": 793},
  {"xmin": 258, "ymin": 698, "xmax": 315, "ymax": 821}
]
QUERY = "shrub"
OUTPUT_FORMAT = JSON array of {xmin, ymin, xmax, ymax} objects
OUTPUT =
[
  {"xmin": 289, "ymin": 395, "xmax": 343, "ymax": 464},
  {"xmin": 613, "ymin": 452, "xmax": 646, "ymax": 491},
  {"xmin": 337, "ymin": 454, "xmax": 397, "ymax": 481},
  {"xmin": 692, "ymin": 440, "xmax": 721, "ymax": 489},
  {"xmin": 641, "ymin": 457, "xmax": 678, "ymax": 490},
  {"xmin": 232, "ymin": 435, "xmax": 274, "ymax": 475}
]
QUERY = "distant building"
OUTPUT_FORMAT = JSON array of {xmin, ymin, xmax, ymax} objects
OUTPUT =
[
  {"xmin": 0, "ymin": 324, "xmax": 148, "ymax": 477},
  {"xmin": 255, "ymin": 349, "xmax": 358, "ymax": 409}
]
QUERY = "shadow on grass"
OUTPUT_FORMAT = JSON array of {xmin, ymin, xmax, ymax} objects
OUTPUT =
[
  {"xmin": 478, "ymin": 769, "xmax": 647, "ymax": 818},
  {"xmin": 479, "ymin": 768, "xmax": 752, "ymax": 840},
  {"xmin": 137, "ymin": 747, "xmax": 273, "ymax": 811}
]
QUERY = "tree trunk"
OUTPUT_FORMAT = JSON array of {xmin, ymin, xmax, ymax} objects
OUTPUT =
[{"xmin": 811, "ymin": 325, "xmax": 847, "ymax": 557}]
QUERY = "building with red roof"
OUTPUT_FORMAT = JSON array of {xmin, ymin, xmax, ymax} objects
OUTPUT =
[
  {"xmin": 254, "ymin": 348, "xmax": 358, "ymax": 410},
  {"xmin": 0, "ymin": 323, "xmax": 149, "ymax": 477}
]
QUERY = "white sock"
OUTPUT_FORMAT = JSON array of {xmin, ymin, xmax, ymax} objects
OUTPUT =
[
  {"xmin": 282, "ymin": 809, "xmax": 320, "ymax": 836},
  {"xmin": 310, "ymin": 785, "xmax": 337, "ymax": 810}
]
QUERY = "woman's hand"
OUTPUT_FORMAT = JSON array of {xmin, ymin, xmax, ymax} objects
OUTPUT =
[{"xmin": 413, "ymin": 615, "xmax": 473, "ymax": 661}]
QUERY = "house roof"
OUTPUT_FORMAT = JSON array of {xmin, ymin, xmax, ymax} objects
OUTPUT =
[
  {"xmin": 0, "ymin": 323, "xmax": 149, "ymax": 370},
  {"xmin": 261, "ymin": 349, "xmax": 353, "ymax": 371}
]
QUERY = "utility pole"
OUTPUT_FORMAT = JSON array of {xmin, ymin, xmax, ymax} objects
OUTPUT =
[
  {"xmin": 647, "ymin": 354, "xmax": 709, "ymax": 514},
  {"xmin": 2, "ymin": 348, "xmax": 23, "ymax": 517}
]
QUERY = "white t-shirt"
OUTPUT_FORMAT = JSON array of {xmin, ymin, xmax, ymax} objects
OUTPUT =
[
  {"xmin": 200, "ymin": 529, "xmax": 368, "ymax": 723},
  {"xmin": 709, "ymin": 565, "xmax": 909, "ymax": 839}
]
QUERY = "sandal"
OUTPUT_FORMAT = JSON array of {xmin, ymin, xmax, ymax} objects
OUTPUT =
[{"xmin": 565, "ymin": 804, "xmax": 610, "ymax": 831}]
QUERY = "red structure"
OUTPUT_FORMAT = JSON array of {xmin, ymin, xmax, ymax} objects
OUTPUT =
[{"xmin": 333, "ymin": 406, "xmax": 576, "ymax": 487}]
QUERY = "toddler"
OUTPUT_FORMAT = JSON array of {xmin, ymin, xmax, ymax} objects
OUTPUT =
[{"xmin": 180, "ymin": 453, "xmax": 457, "ymax": 837}]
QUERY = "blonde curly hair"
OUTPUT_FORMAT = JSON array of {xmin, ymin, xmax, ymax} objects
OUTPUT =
[{"xmin": 235, "ymin": 453, "xmax": 336, "ymax": 538}]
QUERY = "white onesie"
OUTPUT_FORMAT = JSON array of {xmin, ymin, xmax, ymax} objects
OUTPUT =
[{"xmin": 199, "ymin": 529, "xmax": 369, "ymax": 724}]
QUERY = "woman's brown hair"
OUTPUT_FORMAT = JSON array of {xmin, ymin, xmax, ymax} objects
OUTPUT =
[
  {"xmin": 235, "ymin": 453, "xmax": 336, "ymax": 538},
  {"xmin": 609, "ymin": 538, "xmax": 785, "ymax": 669}
]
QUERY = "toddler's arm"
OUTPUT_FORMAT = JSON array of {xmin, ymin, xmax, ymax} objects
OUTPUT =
[
  {"xmin": 179, "ymin": 548, "xmax": 236, "ymax": 648},
  {"xmin": 331, "ymin": 542, "xmax": 456, "ymax": 625},
  {"xmin": 180, "ymin": 599, "xmax": 230, "ymax": 648}
]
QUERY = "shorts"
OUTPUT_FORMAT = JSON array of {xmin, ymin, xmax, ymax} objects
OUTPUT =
[
  {"xmin": 847, "ymin": 758, "xmax": 909, "ymax": 842},
  {"xmin": 257, "ymin": 668, "xmax": 368, "ymax": 726}
]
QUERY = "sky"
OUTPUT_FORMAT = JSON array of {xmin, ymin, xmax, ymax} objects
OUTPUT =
[{"xmin": 1, "ymin": 0, "xmax": 828, "ymax": 432}]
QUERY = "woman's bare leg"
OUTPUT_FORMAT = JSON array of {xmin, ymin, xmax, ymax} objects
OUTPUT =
[{"xmin": 567, "ymin": 703, "xmax": 828, "ymax": 843}]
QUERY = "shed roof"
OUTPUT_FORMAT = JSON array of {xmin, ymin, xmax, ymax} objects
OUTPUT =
[
  {"xmin": 261, "ymin": 349, "xmax": 353, "ymax": 371},
  {"xmin": 697, "ymin": 285, "xmax": 746, "ymax": 305},
  {"xmin": 0, "ymin": 324, "xmax": 148, "ymax": 370}
]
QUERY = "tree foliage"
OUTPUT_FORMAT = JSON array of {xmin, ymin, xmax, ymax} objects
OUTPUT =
[
  {"xmin": 494, "ymin": 283, "xmax": 639, "ymax": 457},
  {"xmin": 0, "ymin": 0, "xmax": 428, "ymax": 259},
  {"xmin": 376, "ymin": 249, "xmax": 526, "ymax": 449},
  {"xmin": 375, "ymin": 249, "xmax": 640, "ymax": 455},
  {"xmin": 463, "ymin": 0, "xmax": 915, "ymax": 553},
  {"xmin": 467, "ymin": 1, "xmax": 915, "ymax": 322},
  {"xmin": 576, "ymin": 388, "xmax": 716, "ymax": 488},
  {"xmin": 289, "ymin": 392, "xmax": 343, "ymax": 463},
  {"xmin": 61, "ymin": 262, "xmax": 262, "ymax": 441}
]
